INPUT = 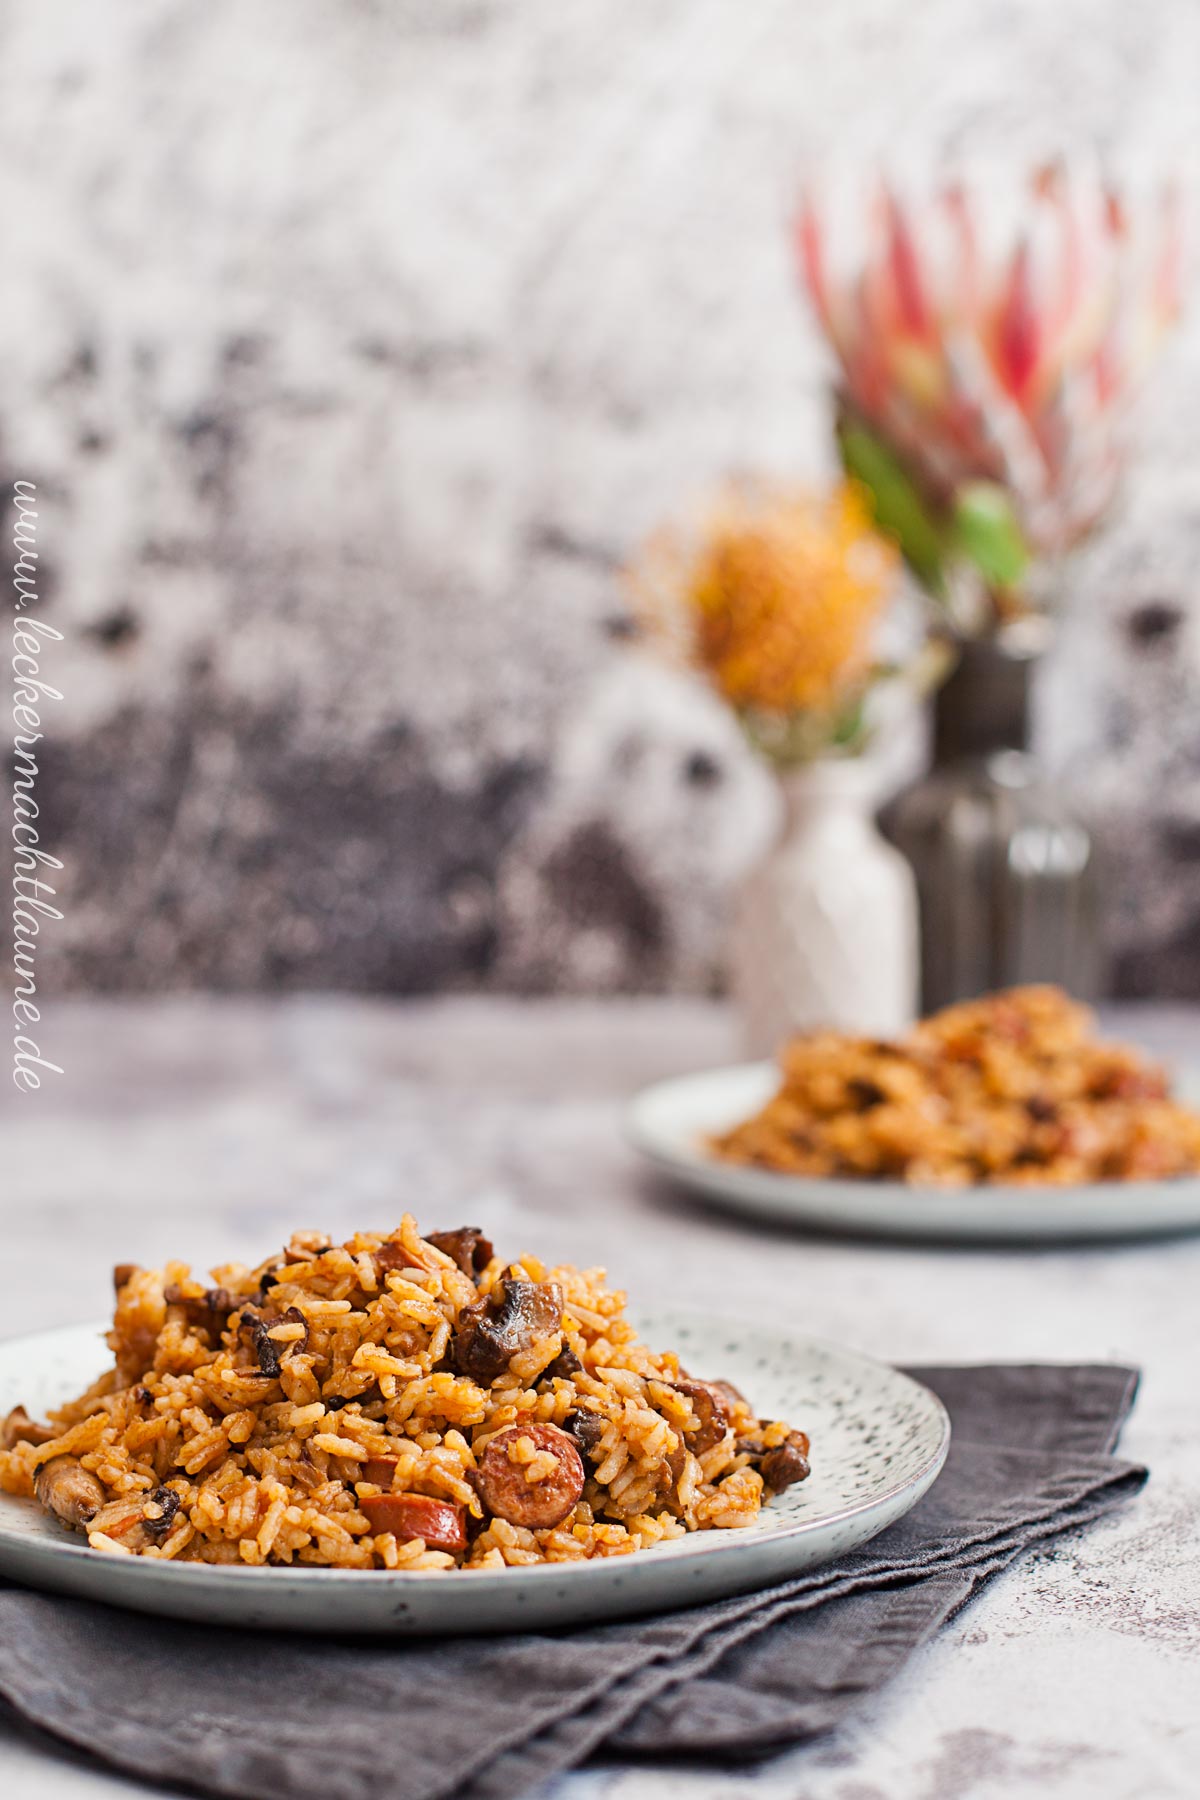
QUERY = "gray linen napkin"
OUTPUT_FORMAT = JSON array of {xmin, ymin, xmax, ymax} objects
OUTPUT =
[{"xmin": 0, "ymin": 1364, "xmax": 1145, "ymax": 1800}]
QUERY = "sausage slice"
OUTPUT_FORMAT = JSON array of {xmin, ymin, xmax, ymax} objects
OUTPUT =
[
  {"xmin": 362, "ymin": 1455, "xmax": 398, "ymax": 1487},
  {"xmin": 360, "ymin": 1493, "xmax": 467, "ymax": 1555},
  {"xmin": 476, "ymin": 1423, "xmax": 584, "ymax": 1530}
]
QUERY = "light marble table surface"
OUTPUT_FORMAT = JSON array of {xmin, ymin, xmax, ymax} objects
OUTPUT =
[{"xmin": 3, "ymin": 997, "xmax": 1199, "ymax": 1800}]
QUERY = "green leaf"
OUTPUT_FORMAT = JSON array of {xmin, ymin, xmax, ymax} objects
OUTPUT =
[
  {"xmin": 830, "ymin": 696, "xmax": 868, "ymax": 750},
  {"xmin": 837, "ymin": 417, "xmax": 947, "ymax": 597},
  {"xmin": 951, "ymin": 482, "xmax": 1029, "ymax": 590}
]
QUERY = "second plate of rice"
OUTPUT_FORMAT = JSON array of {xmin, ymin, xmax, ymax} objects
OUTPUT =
[{"xmin": 630, "ymin": 989, "xmax": 1200, "ymax": 1243}]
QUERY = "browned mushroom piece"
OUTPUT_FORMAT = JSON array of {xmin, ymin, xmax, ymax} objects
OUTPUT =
[
  {"xmin": 112, "ymin": 1263, "xmax": 140, "ymax": 1295},
  {"xmin": 542, "ymin": 1345, "xmax": 583, "ymax": 1382},
  {"xmin": 34, "ymin": 1456, "xmax": 106, "ymax": 1531},
  {"xmin": 673, "ymin": 1379, "xmax": 736, "ymax": 1454},
  {"xmin": 373, "ymin": 1241, "xmax": 426, "ymax": 1278},
  {"xmin": 425, "ymin": 1227, "xmax": 494, "ymax": 1278},
  {"xmin": 234, "ymin": 1307, "xmax": 285, "ymax": 1379},
  {"xmin": 283, "ymin": 1235, "xmax": 332, "ymax": 1264},
  {"xmin": 360, "ymin": 1493, "xmax": 467, "ymax": 1555},
  {"xmin": 562, "ymin": 1408, "xmax": 606, "ymax": 1460},
  {"xmin": 139, "ymin": 1485, "xmax": 182, "ymax": 1543},
  {"xmin": 655, "ymin": 1438, "xmax": 689, "ymax": 1502},
  {"xmin": 293, "ymin": 1446, "xmax": 326, "ymax": 1493},
  {"xmin": 452, "ymin": 1277, "xmax": 564, "ymax": 1382},
  {"xmin": 476, "ymin": 1423, "xmax": 585, "ymax": 1529},
  {"xmin": 759, "ymin": 1429, "xmax": 811, "ymax": 1494},
  {"xmin": 1, "ymin": 1405, "xmax": 56, "ymax": 1450},
  {"xmin": 163, "ymin": 1284, "xmax": 239, "ymax": 1342},
  {"xmin": 266, "ymin": 1305, "xmax": 310, "ymax": 1357}
]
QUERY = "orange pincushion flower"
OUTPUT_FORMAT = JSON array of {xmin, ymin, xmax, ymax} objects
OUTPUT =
[{"xmin": 636, "ymin": 482, "xmax": 897, "ymax": 719}]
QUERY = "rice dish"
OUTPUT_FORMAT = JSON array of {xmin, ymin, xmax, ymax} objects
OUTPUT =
[
  {"xmin": 0, "ymin": 1219, "xmax": 810, "ymax": 1570},
  {"xmin": 713, "ymin": 986, "xmax": 1200, "ymax": 1187}
]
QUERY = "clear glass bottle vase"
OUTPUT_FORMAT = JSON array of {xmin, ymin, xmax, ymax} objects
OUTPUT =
[{"xmin": 879, "ymin": 623, "xmax": 1103, "ymax": 1012}]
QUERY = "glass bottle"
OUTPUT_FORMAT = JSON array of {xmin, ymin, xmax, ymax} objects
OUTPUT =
[{"xmin": 879, "ymin": 623, "xmax": 1103, "ymax": 1011}]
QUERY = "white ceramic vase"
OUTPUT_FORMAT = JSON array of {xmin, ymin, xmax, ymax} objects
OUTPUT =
[{"xmin": 730, "ymin": 761, "xmax": 919, "ymax": 1058}]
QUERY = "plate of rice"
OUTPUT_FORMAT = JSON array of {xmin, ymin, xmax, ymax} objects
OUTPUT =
[
  {"xmin": 0, "ymin": 1218, "xmax": 948, "ymax": 1634},
  {"xmin": 629, "ymin": 987, "xmax": 1200, "ymax": 1243}
]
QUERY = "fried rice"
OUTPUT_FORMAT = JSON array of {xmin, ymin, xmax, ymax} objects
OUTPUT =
[
  {"xmin": 713, "ymin": 985, "xmax": 1200, "ymax": 1187},
  {"xmin": 0, "ymin": 1219, "xmax": 810, "ymax": 1570}
]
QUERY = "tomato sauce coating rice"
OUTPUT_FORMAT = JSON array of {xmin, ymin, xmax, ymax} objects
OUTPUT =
[{"xmin": 0, "ymin": 1220, "xmax": 810, "ymax": 1569}]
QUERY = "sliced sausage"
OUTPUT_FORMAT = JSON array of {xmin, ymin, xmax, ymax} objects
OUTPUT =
[
  {"xmin": 673, "ymin": 1379, "xmax": 736, "ymax": 1454},
  {"xmin": 453, "ymin": 1278, "xmax": 563, "ymax": 1382},
  {"xmin": 362, "ymin": 1455, "xmax": 398, "ymax": 1487},
  {"xmin": 426, "ymin": 1228, "xmax": 493, "ymax": 1278},
  {"xmin": 759, "ymin": 1429, "xmax": 811, "ymax": 1494},
  {"xmin": 1, "ymin": 1404, "xmax": 56, "ymax": 1449},
  {"xmin": 360, "ymin": 1493, "xmax": 467, "ymax": 1555},
  {"xmin": 34, "ymin": 1456, "xmax": 106, "ymax": 1531},
  {"xmin": 476, "ymin": 1423, "xmax": 584, "ymax": 1529}
]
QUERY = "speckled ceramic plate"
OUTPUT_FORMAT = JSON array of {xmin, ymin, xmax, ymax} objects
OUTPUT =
[
  {"xmin": 629, "ymin": 1062, "xmax": 1200, "ymax": 1243},
  {"xmin": 0, "ymin": 1315, "xmax": 948, "ymax": 1635}
]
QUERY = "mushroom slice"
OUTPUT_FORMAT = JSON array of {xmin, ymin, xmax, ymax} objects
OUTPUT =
[
  {"xmin": 34, "ymin": 1456, "xmax": 106, "ymax": 1531},
  {"xmin": 673, "ymin": 1379, "xmax": 736, "ymax": 1454},
  {"xmin": 163, "ymin": 1284, "xmax": 239, "ymax": 1342},
  {"xmin": 425, "ymin": 1228, "xmax": 494, "ymax": 1278},
  {"xmin": 759, "ymin": 1429, "xmax": 811, "ymax": 1494},
  {"xmin": 1, "ymin": 1404, "xmax": 56, "ymax": 1449},
  {"xmin": 373, "ymin": 1241, "xmax": 426, "ymax": 1278},
  {"xmin": 453, "ymin": 1278, "xmax": 563, "ymax": 1382},
  {"xmin": 562, "ymin": 1408, "xmax": 606, "ymax": 1460}
]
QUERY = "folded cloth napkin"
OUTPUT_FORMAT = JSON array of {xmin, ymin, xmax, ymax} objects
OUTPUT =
[{"xmin": 0, "ymin": 1364, "xmax": 1145, "ymax": 1800}]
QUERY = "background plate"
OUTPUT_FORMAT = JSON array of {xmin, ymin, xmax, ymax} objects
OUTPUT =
[
  {"xmin": 0, "ymin": 1314, "xmax": 948, "ymax": 1635},
  {"xmin": 628, "ymin": 1062, "xmax": 1200, "ymax": 1243}
]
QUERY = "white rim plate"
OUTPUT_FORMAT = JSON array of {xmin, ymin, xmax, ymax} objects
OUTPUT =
[
  {"xmin": 0, "ymin": 1315, "xmax": 949, "ymax": 1635},
  {"xmin": 628, "ymin": 1062, "xmax": 1200, "ymax": 1244}
]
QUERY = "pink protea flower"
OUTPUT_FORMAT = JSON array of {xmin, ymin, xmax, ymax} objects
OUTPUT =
[{"xmin": 797, "ymin": 164, "xmax": 1182, "ymax": 564}]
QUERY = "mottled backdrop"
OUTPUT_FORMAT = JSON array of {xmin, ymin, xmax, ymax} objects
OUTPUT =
[{"xmin": 4, "ymin": 0, "xmax": 1200, "ymax": 997}]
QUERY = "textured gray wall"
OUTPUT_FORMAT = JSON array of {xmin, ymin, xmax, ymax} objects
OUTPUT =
[{"xmin": 4, "ymin": 0, "xmax": 1200, "ymax": 996}]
